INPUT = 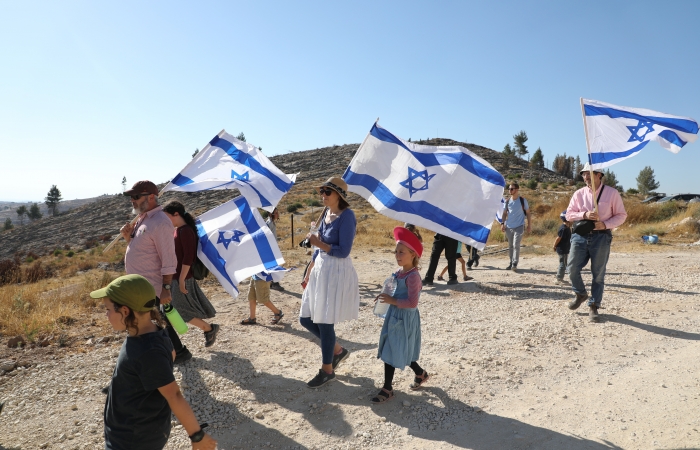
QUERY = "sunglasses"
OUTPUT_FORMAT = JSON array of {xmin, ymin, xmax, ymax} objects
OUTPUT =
[
  {"xmin": 319, "ymin": 187, "xmax": 335, "ymax": 196},
  {"xmin": 130, "ymin": 192, "xmax": 151, "ymax": 200},
  {"xmin": 508, "ymin": 188, "xmax": 518, "ymax": 191}
]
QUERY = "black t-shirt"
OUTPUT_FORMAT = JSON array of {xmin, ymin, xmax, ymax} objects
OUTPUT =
[
  {"xmin": 556, "ymin": 224, "xmax": 572, "ymax": 255},
  {"xmin": 104, "ymin": 328, "xmax": 175, "ymax": 450}
]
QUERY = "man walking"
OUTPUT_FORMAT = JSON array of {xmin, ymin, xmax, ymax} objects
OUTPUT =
[
  {"xmin": 501, "ymin": 182, "xmax": 531, "ymax": 272},
  {"xmin": 120, "ymin": 180, "xmax": 192, "ymax": 362},
  {"xmin": 566, "ymin": 164, "xmax": 627, "ymax": 322},
  {"xmin": 422, "ymin": 233, "xmax": 459, "ymax": 285}
]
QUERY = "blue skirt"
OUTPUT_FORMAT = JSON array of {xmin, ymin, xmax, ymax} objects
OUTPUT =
[{"xmin": 377, "ymin": 305, "xmax": 421, "ymax": 369}]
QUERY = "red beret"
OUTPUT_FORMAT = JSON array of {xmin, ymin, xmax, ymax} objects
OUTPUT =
[{"xmin": 393, "ymin": 226, "xmax": 423, "ymax": 257}]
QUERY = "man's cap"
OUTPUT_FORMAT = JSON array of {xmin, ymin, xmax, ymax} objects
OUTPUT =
[
  {"xmin": 393, "ymin": 226, "xmax": 423, "ymax": 258},
  {"xmin": 317, "ymin": 177, "xmax": 349, "ymax": 201},
  {"xmin": 90, "ymin": 274, "xmax": 157, "ymax": 312},
  {"xmin": 579, "ymin": 162, "xmax": 604, "ymax": 176},
  {"xmin": 124, "ymin": 180, "xmax": 158, "ymax": 196}
]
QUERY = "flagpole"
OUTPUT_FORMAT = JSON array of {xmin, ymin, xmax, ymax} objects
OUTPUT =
[
  {"xmin": 580, "ymin": 98, "xmax": 599, "ymax": 215},
  {"xmin": 102, "ymin": 187, "xmax": 166, "ymax": 253}
]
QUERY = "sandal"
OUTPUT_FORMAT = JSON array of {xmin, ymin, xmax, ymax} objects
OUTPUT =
[
  {"xmin": 370, "ymin": 388, "xmax": 394, "ymax": 404},
  {"xmin": 437, "ymin": 276, "xmax": 445, "ymax": 281},
  {"xmin": 271, "ymin": 310, "xmax": 284, "ymax": 325},
  {"xmin": 240, "ymin": 317, "xmax": 257, "ymax": 325},
  {"xmin": 410, "ymin": 371, "xmax": 430, "ymax": 390}
]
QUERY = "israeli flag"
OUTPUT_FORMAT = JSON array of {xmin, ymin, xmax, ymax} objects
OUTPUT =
[
  {"xmin": 343, "ymin": 123, "xmax": 506, "ymax": 250},
  {"xmin": 582, "ymin": 98, "xmax": 698, "ymax": 170},
  {"xmin": 161, "ymin": 130, "xmax": 296, "ymax": 210},
  {"xmin": 195, "ymin": 196, "xmax": 286, "ymax": 298}
]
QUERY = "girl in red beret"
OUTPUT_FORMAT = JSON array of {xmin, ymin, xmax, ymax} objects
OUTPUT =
[{"xmin": 372, "ymin": 226, "xmax": 430, "ymax": 403}]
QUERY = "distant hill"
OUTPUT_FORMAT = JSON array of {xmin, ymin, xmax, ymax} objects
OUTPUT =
[
  {"xmin": 0, "ymin": 196, "xmax": 112, "ymax": 226},
  {"xmin": 0, "ymin": 139, "xmax": 568, "ymax": 260}
]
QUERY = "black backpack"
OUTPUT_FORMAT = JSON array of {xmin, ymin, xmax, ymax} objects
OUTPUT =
[{"xmin": 191, "ymin": 238, "xmax": 210, "ymax": 280}]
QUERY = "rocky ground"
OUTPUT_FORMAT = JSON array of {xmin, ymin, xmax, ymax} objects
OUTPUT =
[{"xmin": 1, "ymin": 246, "xmax": 700, "ymax": 449}]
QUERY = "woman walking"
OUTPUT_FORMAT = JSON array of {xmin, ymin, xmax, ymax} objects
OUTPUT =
[
  {"xmin": 162, "ymin": 200, "xmax": 220, "ymax": 347},
  {"xmin": 300, "ymin": 177, "xmax": 360, "ymax": 388}
]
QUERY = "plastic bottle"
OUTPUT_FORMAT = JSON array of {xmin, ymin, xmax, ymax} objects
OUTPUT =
[
  {"xmin": 373, "ymin": 276, "xmax": 397, "ymax": 319},
  {"xmin": 163, "ymin": 304, "xmax": 189, "ymax": 334}
]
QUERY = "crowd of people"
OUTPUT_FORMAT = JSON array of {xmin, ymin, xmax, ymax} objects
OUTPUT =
[{"xmin": 96, "ymin": 169, "xmax": 626, "ymax": 448}]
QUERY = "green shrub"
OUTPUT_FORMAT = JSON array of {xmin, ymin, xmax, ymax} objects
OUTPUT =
[
  {"xmin": 531, "ymin": 218, "xmax": 559, "ymax": 236},
  {"xmin": 550, "ymin": 182, "xmax": 559, "ymax": 189},
  {"xmin": 575, "ymin": 181, "xmax": 585, "ymax": 189},
  {"xmin": 305, "ymin": 198, "xmax": 321, "ymax": 207},
  {"xmin": 53, "ymin": 249, "xmax": 62, "ymax": 256},
  {"xmin": 626, "ymin": 188, "xmax": 640, "ymax": 195},
  {"xmin": 639, "ymin": 226, "xmax": 666, "ymax": 237},
  {"xmin": 540, "ymin": 182, "xmax": 549, "ymax": 190},
  {"xmin": 66, "ymin": 251, "xmax": 74, "ymax": 257},
  {"xmin": 25, "ymin": 256, "xmax": 34, "ymax": 263},
  {"xmin": 526, "ymin": 179, "xmax": 538, "ymax": 189}
]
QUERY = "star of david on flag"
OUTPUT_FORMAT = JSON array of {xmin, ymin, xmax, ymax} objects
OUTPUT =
[
  {"xmin": 343, "ymin": 122, "xmax": 506, "ymax": 250},
  {"xmin": 195, "ymin": 196, "xmax": 286, "ymax": 298},
  {"xmin": 161, "ymin": 129, "xmax": 297, "ymax": 211},
  {"xmin": 582, "ymin": 98, "xmax": 699, "ymax": 170}
]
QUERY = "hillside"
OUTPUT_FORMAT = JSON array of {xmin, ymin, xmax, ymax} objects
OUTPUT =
[{"xmin": 0, "ymin": 139, "xmax": 568, "ymax": 260}]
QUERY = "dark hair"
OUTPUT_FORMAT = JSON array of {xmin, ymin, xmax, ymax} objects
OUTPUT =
[
  {"xmin": 162, "ymin": 200, "xmax": 197, "ymax": 231},
  {"xmin": 404, "ymin": 223, "xmax": 423, "ymax": 242},
  {"xmin": 338, "ymin": 197, "xmax": 350, "ymax": 210},
  {"xmin": 112, "ymin": 300, "xmax": 163, "ymax": 336},
  {"xmin": 509, "ymin": 182, "xmax": 520, "ymax": 189}
]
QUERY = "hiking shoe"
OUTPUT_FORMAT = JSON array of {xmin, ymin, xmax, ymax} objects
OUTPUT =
[
  {"xmin": 332, "ymin": 347, "xmax": 349, "ymax": 370},
  {"xmin": 421, "ymin": 278, "xmax": 433, "ymax": 286},
  {"xmin": 589, "ymin": 305, "xmax": 600, "ymax": 322},
  {"xmin": 568, "ymin": 293, "xmax": 588, "ymax": 311},
  {"xmin": 270, "ymin": 282, "xmax": 284, "ymax": 292},
  {"xmin": 446, "ymin": 278, "xmax": 459, "ymax": 285},
  {"xmin": 174, "ymin": 346, "xmax": 193, "ymax": 365},
  {"xmin": 505, "ymin": 264, "xmax": 512, "ymax": 270},
  {"xmin": 511, "ymin": 265, "xmax": 518, "ymax": 273},
  {"xmin": 204, "ymin": 324, "xmax": 220, "ymax": 347},
  {"xmin": 307, "ymin": 369, "xmax": 335, "ymax": 388}
]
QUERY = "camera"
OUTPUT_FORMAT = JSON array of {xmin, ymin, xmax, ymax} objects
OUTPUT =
[{"xmin": 299, "ymin": 238, "xmax": 312, "ymax": 248}]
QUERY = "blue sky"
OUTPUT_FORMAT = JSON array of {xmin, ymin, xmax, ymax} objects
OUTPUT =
[{"xmin": 1, "ymin": 1, "xmax": 699, "ymax": 202}]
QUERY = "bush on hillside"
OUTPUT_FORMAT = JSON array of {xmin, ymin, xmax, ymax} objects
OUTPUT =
[
  {"xmin": 526, "ymin": 179, "xmax": 538, "ymax": 189},
  {"xmin": 626, "ymin": 188, "xmax": 640, "ymax": 195}
]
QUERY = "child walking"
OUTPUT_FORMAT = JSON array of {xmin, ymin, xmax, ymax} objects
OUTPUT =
[
  {"xmin": 553, "ymin": 211, "xmax": 572, "ymax": 285},
  {"xmin": 437, "ymin": 241, "xmax": 473, "ymax": 282},
  {"xmin": 372, "ymin": 226, "xmax": 430, "ymax": 403},
  {"xmin": 91, "ymin": 274, "xmax": 216, "ymax": 450}
]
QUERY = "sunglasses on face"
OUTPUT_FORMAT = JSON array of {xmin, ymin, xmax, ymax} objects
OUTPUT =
[
  {"xmin": 509, "ymin": 188, "xmax": 518, "ymax": 191},
  {"xmin": 130, "ymin": 193, "xmax": 151, "ymax": 200},
  {"xmin": 319, "ymin": 187, "xmax": 335, "ymax": 196}
]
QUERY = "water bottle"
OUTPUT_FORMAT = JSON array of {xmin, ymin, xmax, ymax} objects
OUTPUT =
[
  {"xmin": 162, "ymin": 304, "xmax": 189, "ymax": 334},
  {"xmin": 309, "ymin": 221, "xmax": 319, "ymax": 252},
  {"xmin": 373, "ymin": 276, "xmax": 397, "ymax": 319}
]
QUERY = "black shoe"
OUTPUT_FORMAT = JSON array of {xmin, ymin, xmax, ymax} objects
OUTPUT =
[
  {"xmin": 446, "ymin": 278, "xmax": 459, "ymax": 285},
  {"xmin": 505, "ymin": 264, "xmax": 512, "ymax": 270},
  {"xmin": 174, "ymin": 346, "xmax": 193, "ymax": 365},
  {"xmin": 270, "ymin": 282, "xmax": 284, "ymax": 292},
  {"xmin": 332, "ymin": 347, "xmax": 349, "ymax": 370},
  {"xmin": 589, "ymin": 305, "xmax": 600, "ymax": 322},
  {"xmin": 204, "ymin": 324, "xmax": 220, "ymax": 347},
  {"xmin": 568, "ymin": 293, "xmax": 588, "ymax": 311},
  {"xmin": 474, "ymin": 257, "xmax": 480, "ymax": 268},
  {"xmin": 421, "ymin": 278, "xmax": 433, "ymax": 286},
  {"xmin": 307, "ymin": 369, "xmax": 335, "ymax": 388},
  {"xmin": 101, "ymin": 384, "xmax": 109, "ymax": 395}
]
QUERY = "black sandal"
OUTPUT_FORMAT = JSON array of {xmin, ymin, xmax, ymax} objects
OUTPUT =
[
  {"xmin": 410, "ymin": 371, "xmax": 430, "ymax": 390},
  {"xmin": 240, "ymin": 317, "xmax": 257, "ymax": 325},
  {"xmin": 271, "ymin": 310, "xmax": 284, "ymax": 325},
  {"xmin": 370, "ymin": 388, "xmax": 394, "ymax": 404}
]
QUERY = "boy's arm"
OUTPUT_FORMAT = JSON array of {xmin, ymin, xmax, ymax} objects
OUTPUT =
[
  {"xmin": 553, "ymin": 236, "xmax": 561, "ymax": 251},
  {"xmin": 158, "ymin": 381, "xmax": 217, "ymax": 450}
]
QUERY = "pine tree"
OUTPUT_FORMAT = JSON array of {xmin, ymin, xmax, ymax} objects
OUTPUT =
[
  {"xmin": 16, "ymin": 205, "xmax": 27, "ymax": 225},
  {"xmin": 573, "ymin": 156, "xmax": 583, "ymax": 182},
  {"xmin": 236, "ymin": 132, "xmax": 246, "ymax": 142},
  {"xmin": 28, "ymin": 203, "xmax": 42, "ymax": 221},
  {"xmin": 3, "ymin": 218, "xmax": 13, "ymax": 231},
  {"xmin": 603, "ymin": 169, "xmax": 622, "ymax": 191},
  {"xmin": 192, "ymin": 148, "xmax": 199, "ymax": 158},
  {"xmin": 552, "ymin": 153, "xmax": 573, "ymax": 178},
  {"xmin": 530, "ymin": 147, "xmax": 544, "ymax": 169},
  {"xmin": 45, "ymin": 185, "xmax": 62, "ymax": 216},
  {"xmin": 636, "ymin": 166, "xmax": 660, "ymax": 194},
  {"xmin": 121, "ymin": 176, "xmax": 127, "ymax": 192},
  {"xmin": 513, "ymin": 131, "xmax": 528, "ymax": 158}
]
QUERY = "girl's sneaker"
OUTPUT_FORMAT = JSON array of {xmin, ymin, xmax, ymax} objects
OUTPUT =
[{"xmin": 307, "ymin": 369, "xmax": 335, "ymax": 388}]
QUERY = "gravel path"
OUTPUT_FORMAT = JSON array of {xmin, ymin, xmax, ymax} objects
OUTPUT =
[{"xmin": 2, "ymin": 247, "xmax": 700, "ymax": 449}]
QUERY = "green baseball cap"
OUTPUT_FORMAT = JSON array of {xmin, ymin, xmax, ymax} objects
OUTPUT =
[{"xmin": 90, "ymin": 274, "xmax": 157, "ymax": 312}]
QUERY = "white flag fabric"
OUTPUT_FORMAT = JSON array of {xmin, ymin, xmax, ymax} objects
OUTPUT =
[
  {"xmin": 161, "ymin": 129, "xmax": 296, "ymax": 209},
  {"xmin": 582, "ymin": 98, "xmax": 698, "ymax": 170},
  {"xmin": 343, "ymin": 123, "xmax": 506, "ymax": 250},
  {"xmin": 195, "ymin": 196, "xmax": 286, "ymax": 298}
]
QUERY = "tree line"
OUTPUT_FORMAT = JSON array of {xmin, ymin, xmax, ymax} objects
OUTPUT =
[{"xmin": 3, "ymin": 185, "xmax": 63, "ymax": 231}]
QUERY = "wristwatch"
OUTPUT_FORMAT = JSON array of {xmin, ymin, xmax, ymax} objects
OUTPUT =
[
  {"xmin": 162, "ymin": 283, "xmax": 171, "ymax": 291},
  {"xmin": 189, "ymin": 423, "xmax": 208, "ymax": 443}
]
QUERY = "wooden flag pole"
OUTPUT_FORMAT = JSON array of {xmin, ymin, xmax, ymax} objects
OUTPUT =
[
  {"xmin": 103, "ymin": 188, "xmax": 166, "ymax": 253},
  {"xmin": 579, "ymin": 98, "xmax": 600, "ymax": 215}
]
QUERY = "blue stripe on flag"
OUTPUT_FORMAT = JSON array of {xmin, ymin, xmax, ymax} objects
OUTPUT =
[
  {"xmin": 589, "ymin": 141, "xmax": 649, "ymax": 165},
  {"xmin": 584, "ymin": 105, "xmax": 699, "ymax": 134},
  {"xmin": 233, "ymin": 197, "xmax": 278, "ymax": 270},
  {"xmin": 658, "ymin": 130, "xmax": 687, "ymax": 148},
  {"xmin": 172, "ymin": 173, "xmax": 194, "ymax": 187},
  {"xmin": 370, "ymin": 124, "xmax": 505, "ymax": 187},
  {"xmin": 195, "ymin": 220, "xmax": 238, "ymax": 293},
  {"xmin": 210, "ymin": 136, "xmax": 294, "ymax": 193},
  {"xmin": 344, "ymin": 169, "xmax": 491, "ymax": 244}
]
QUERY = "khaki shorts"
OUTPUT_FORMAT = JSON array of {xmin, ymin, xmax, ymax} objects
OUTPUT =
[{"xmin": 247, "ymin": 279, "xmax": 271, "ymax": 305}]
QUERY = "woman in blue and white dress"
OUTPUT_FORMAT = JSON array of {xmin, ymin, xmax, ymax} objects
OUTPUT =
[{"xmin": 300, "ymin": 176, "xmax": 360, "ymax": 389}]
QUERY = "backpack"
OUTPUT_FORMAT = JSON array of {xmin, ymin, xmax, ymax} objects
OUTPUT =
[
  {"xmin": 191, "ymin": 236, "xmax": 210, "ymax": 280},
  {"xmin": 503, "ymin": 196, "xmax": 527, "ymax": 224}
]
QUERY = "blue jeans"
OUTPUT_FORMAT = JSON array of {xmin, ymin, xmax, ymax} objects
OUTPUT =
[
  {"xmin": 299, "ymin": 317, "xmax": 336, "ymax": 365},
  {"xmin": 556, "ymin": 253, "xmax": 568, "ymax": 280},
  {"xmin": 567, "ymin": 231, "xmax": 612, "ymax": 307}
]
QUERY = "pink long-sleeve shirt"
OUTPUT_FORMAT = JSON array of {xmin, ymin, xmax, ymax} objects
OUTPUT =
[
  {"xmin": 124, "ymin": 206, "xmax": 177, "ymax": 297},
  {"xmin": 566, "ymin": 184, "xmax": 627, "ymax": 230}
]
